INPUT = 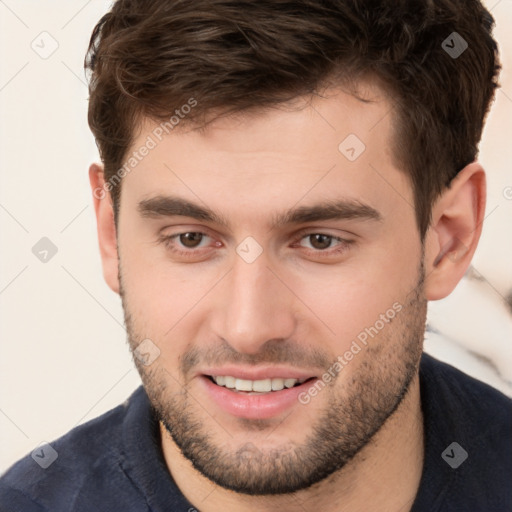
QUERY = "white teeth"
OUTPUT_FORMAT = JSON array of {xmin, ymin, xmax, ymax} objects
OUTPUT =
[
  {"xmin": 212, "ymin": 375, "xmax": 303, "ymax": 392},
  {"xmin": 284, "ymin": 378, "xmax": 297, "ymax": 388},
  {"xmin": 271, "ymin": 378, "xmax": 285, "ymax": 391},
  {"xmin": 252, "ymin": 379, "xmax": 272, "ymax": 392},
  {"xmin": 235, "ymin": 378, "xmax": 253, "ymax": 391},
  {"xmin": 224, "ymin": 376, "xmax": 236, "ymax": 389}
]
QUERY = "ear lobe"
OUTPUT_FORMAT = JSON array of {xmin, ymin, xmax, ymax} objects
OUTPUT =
[
  {"xmin": 89, "ymin": 163, "xmax": 120, "ymax": 294},
  {"xmin": 424, "ymin": 162, "xmax": 486, "ymax": 301}
]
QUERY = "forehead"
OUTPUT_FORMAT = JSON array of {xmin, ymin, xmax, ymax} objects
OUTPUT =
[
  {"xmin": 167, "ymin": 82, "xmax": 394, "ymax": 157},
  {"xmin": 120, "ymin": 83, "xmax": 412, "ymax": 228}
]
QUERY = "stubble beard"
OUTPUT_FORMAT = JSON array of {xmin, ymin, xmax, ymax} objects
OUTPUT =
[{"xmin": 120, "ymin": 260, "xmax": 426, "ymax": 496}]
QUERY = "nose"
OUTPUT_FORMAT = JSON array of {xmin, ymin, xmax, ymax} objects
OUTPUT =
[{"xmin": 211, "ymin": 249, "xmax": 297, "ymax": 355}]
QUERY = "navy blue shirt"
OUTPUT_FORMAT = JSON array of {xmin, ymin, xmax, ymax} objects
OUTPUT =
[{"xmin": 1, "ymin": 353, "xmax": 511, "ymax": 511}]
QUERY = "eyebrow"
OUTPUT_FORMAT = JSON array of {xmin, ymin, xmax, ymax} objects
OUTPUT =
[{"xmin": 137, "ymin": 195, "xmax": 382, "ymax": 229}]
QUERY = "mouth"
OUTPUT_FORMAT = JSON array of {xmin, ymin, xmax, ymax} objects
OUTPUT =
[
  {"xmin": 206, "ymin": 375, "xmax": 316, "ymax": 394},
  {"xmin": 199, "ymin": 373, "xmax": 319, "ymax": 420}
]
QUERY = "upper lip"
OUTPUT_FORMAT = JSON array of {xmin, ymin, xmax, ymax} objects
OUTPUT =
[{"xmin": 198, "ymin": 366, "xmax": 318, "ymax": 381}]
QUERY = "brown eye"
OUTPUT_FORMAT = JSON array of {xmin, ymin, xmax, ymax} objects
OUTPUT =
[
  {"xmin": 295, "ymin": 232, "xmax": 353, "ymax": 258},
  {"xmin": 179, "ymin": 232, "xmax": 204, "ymax": 248},
  {"xmin": 158, "ymin": 230, "xmax": 218, "ymax": 260},
  {"xmin": 308, "ymin": 234, "xmax": 333, "ymax": 250}
]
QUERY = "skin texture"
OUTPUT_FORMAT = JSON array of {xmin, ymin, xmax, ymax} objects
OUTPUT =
[{"xmin": 90, "ymin": 83, "xmax": 486, "ymax": 511}]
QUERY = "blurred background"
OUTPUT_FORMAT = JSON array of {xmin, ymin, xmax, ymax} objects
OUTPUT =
[{"xmin": 1, "ymin": 0, "xmax": 511, "ymax": 473}]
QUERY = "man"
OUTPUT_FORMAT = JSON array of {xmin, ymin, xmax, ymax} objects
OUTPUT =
[{"xmin": 1, "ymin": 0, "xmax": 510, "ymax": 510}]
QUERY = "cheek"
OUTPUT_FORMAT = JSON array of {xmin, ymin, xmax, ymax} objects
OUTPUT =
[
  {"xmin": 290, "ymin": 244, "xmax": 418, "ymax": 348},
  {"xmin": 119, "ymin": 238, "xmax": 196, "ymax": 347},
  {"xmin": 120, "ymin": 229, "xmax": 206, "ymax": 308}
]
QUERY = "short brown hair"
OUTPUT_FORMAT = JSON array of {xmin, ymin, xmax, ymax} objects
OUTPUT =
[{"xmin": 85, "ymin": 0, "xmax": 500, "ymax": 238}]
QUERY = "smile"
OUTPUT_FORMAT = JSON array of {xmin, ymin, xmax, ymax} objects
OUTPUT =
[
  {"xmin": 200, "ymin": 374, "xmax": 319, "ymax": 419},
  {"xmin": 209, "ymin": 375, "xmax": 310, "ymax": 393}
]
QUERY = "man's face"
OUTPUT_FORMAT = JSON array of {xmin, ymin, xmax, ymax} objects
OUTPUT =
[{"xmin": 116, "ymin": 84, "xmax": 427, "ymax": 494}]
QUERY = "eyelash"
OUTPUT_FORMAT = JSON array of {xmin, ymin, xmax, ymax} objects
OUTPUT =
[{"xmin": 157, "ymin": 231, "xmax": 354, "ymax": 260}]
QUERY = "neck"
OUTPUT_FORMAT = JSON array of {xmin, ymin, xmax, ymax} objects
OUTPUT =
[{"xmin": 160, "ymin": 374, "xmax": 424, "ymax": 512}]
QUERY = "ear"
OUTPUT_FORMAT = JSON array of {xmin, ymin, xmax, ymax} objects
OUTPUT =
[
  {"xmin": 89, "ymin": 163, "xmax": 120, "ymax": 294},
  {"xmin": 424, "ymin": 162, "xmax": 486, "ymax": 301}
]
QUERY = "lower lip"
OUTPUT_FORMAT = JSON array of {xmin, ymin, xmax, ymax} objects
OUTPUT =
[{"xmin": 199, "ymin": 375, "xmax": 318, "ymax": 420}]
